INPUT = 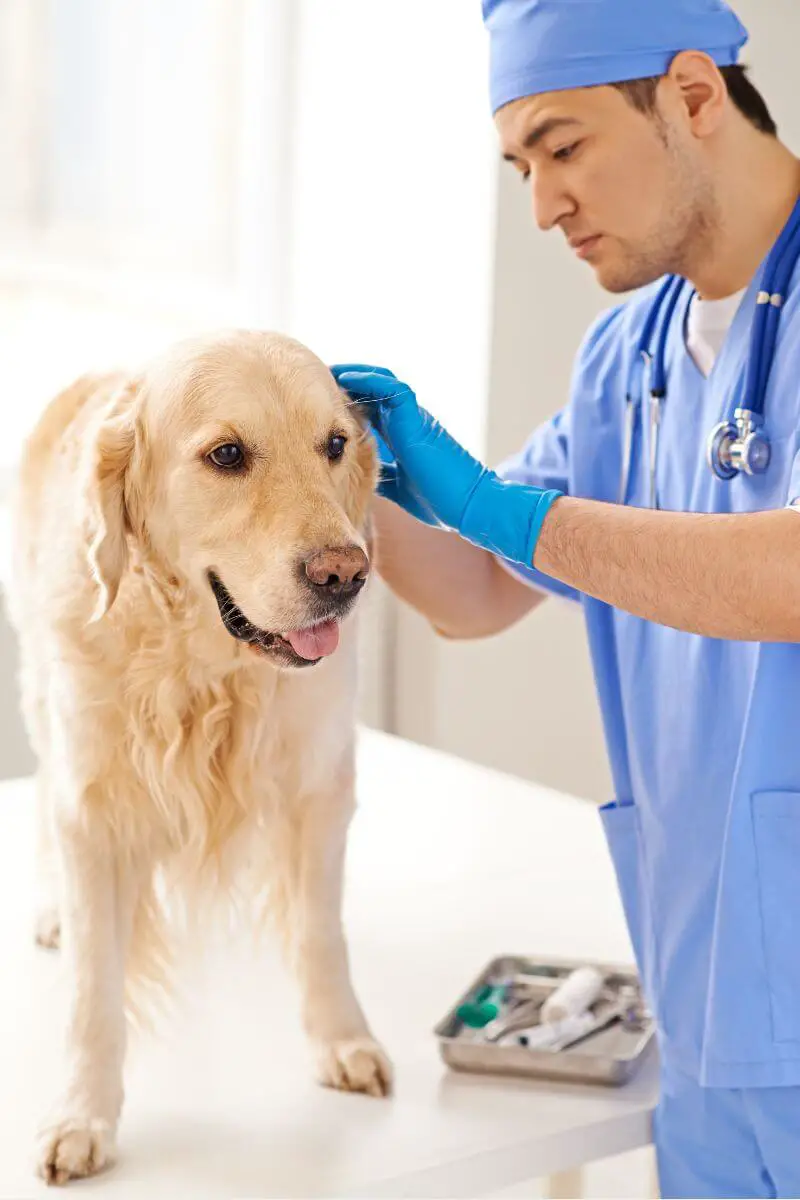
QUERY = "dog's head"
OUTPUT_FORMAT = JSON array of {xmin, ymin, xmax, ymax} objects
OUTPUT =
[{"xmin": 84, "ymin": 331, "xmax": 378, "ymax": 670}]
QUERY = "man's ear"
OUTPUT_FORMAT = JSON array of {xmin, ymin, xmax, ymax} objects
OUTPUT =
[
  {"xmin": 83, "ymin": 378, "xmax": 141, "ymax": 622},
  {"xmin": 667, "ymin": 50, "xmax": 727, "ymax": 138}
]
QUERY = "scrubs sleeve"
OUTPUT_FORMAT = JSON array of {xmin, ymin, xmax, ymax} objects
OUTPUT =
[{"xmin": 493, "ymin": 303, "xmax": 627, "ymax": 603}]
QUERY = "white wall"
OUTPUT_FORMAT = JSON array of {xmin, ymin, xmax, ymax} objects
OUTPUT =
[
  {"xmin": 283, "ymin": 1, "xmax": 501, "ymax": 734},
  {"xmin": 393, "ymin": 0, "xmax": 800, "ymax": 803}
]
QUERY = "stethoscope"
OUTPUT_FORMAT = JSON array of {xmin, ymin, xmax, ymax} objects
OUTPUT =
[{"xmin": 620, "ymin": 193, "xmax": 800, "ymax": 508}]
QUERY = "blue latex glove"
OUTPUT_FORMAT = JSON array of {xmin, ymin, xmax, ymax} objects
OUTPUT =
[
  {"xmin": 331, "ymin": 364, "xmax": 562, "ymax": 567},
  {"xmin": 332, "ymin": 364, "xmax": 440, "ymax": 527}
]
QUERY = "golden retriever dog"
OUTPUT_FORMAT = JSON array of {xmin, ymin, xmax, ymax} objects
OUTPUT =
[{"xmin": 7, "ymin": 330, "xmax": 391, "ymax": 1185}]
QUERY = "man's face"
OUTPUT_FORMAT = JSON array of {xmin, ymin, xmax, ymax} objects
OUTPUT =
[{"xmin": 496, "ymin": 83, "xmax": 717, "ymax": 293}]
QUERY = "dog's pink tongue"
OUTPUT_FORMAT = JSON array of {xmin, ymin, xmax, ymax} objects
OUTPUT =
[{"xmin": 285, "ymin": 620, "xmax": 340, "ymax": 660}]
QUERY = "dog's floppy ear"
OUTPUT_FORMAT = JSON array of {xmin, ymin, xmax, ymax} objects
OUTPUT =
[
  {"xmin": 83, "ymin": 378, "xmax": 141, "ymax": 622},
  {"xmin": 342, "ymin": 400, "xmax": 381, "ymax": 533}
]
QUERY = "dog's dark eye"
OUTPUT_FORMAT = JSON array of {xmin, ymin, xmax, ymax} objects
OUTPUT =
[
  {"xmin": 208, "ymin": 443, "xmax": 245, "ymax": 470},
  {"xmin": 327, "ymin": 434, "xmax": 347, "ymax": 462}
]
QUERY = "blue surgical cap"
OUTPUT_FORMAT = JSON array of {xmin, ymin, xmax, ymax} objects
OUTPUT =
[{"xmin": 483, "ymin": 0, "xmax": 749, "ymax": 114}]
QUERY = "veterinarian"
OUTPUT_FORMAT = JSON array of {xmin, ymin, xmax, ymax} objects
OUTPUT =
[{"xmin": 333, "ymin": 1, "xmax": 800, "ymax": 1196}]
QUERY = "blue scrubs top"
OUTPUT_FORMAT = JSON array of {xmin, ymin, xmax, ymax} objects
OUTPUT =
[{"xmin": 498, "ymin": 260, "xmax": 800, "ymax": 1088}]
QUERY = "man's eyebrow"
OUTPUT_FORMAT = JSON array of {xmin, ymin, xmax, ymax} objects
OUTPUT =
[{"xmin": 502, "ymin": 116, "xmax": 582, "ymax": 161}]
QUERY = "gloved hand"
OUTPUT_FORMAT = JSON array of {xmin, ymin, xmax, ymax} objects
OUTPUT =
[
  {"xmin": 337, "ymin": 365, "xmax": 441, "ymax": 528},
  {"xmin": 331, "ymin": 364, "xmax": 562, "ymax": 568}
]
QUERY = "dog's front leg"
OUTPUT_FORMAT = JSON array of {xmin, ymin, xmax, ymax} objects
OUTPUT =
[
  {"xmin": 291, "ymin": 769, "xmax": 392, "ymax": 1098},
  {"xmin": 36, "ymin": 814, "xmax": 135, "ymax": 1184},
  {"xmin": 34, "ymin": 772, "xmax": 62, "ymax": 949}
]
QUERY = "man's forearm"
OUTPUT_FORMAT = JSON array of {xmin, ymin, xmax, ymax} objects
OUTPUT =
[
  {"xmin": 534, "ymin": 497, "xmax": 800, "ymax": 641},
  {"xmin": 372, "ymin": 497, "xmax": 544, "ymax": 639}
]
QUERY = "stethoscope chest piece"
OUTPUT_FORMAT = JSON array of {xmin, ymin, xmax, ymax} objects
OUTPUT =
[{"xmin": 707, "ymin": 408, "xmax": 772, "ymax": 481}]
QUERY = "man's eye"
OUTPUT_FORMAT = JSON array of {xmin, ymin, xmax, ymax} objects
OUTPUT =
[
  {"xmin": 208, "ymin": 443, "xmax": 245, "ymax": 470},
  {"xmin": 554, "ymin": 142, "xmax": 579, "ymax": 162},
  {"xmin": 326, "ymin": 433, "xmax": 348, "ymax": 462}
]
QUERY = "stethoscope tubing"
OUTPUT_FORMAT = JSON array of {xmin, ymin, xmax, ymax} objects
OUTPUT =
[{"xmin": 754, "ymin": 210, "xmax": 800, "ymax": 415}]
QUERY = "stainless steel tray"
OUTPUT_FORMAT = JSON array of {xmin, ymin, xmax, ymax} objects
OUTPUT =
[{"xmin": 434, "ymin": 953, "xmax": 656, "ymax": 1087}]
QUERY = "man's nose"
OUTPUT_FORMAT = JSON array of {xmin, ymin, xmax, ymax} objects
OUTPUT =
[
  {"xmin": 530, "ymin": 169, "xmax": 572, "ymax": 233},
  {"xmin": 302, "ymin": 546, "xmax": 369, "ymax": 599}
]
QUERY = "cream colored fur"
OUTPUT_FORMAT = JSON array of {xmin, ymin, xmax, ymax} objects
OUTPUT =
[{"xmin": 7, "ymin": 331, "xmax": 391, "ymax": 1186}]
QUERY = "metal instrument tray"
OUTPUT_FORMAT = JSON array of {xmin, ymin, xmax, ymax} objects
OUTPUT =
[{"xmin": 434, "ymin": 953, "xmax": 655, "ymax": 1087}]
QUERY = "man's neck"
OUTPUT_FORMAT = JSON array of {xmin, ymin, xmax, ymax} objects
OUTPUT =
[{"xmin": 687, "ymin": 136, "xmax": 800, "ymax": 301}]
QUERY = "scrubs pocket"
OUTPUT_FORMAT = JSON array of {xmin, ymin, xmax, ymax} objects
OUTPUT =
[
  {"xmin": 752, "ymin": 790, "xmax": 800, "ymax": 1044},
  {"xmin": 599, "ymin": 801, "xmax": 655, "ymax": 997}
]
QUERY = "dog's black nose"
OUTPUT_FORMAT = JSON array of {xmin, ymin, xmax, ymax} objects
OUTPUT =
[{"xmin": 303, "ymin": 546, "xmax": 369, "ymax": 599}]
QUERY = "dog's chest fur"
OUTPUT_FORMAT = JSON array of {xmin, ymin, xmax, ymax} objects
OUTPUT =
[{"xmin": 92, "ymin": 579, "xmax": 357, "ymax": 863}]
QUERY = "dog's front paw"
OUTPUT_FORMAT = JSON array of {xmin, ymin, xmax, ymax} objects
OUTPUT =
[
  {"xmin": 35, "ymin": 1117, "xmax": 116, "ymax": 1185},
  {"xmin": 315, "ymin": 1035, "xmax": 393, "ymax": 1098}
]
